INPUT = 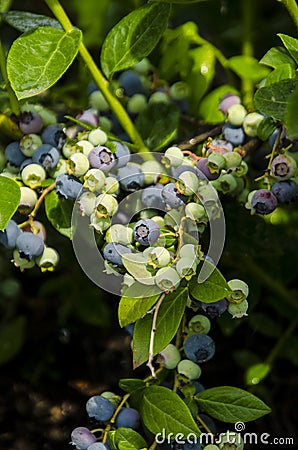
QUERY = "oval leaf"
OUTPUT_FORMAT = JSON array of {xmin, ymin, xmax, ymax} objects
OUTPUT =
[
  {"xmin": 0, "ymin": 177, "xmax": 21, "ymax": 231},
  {"xmin": 278, "ymin": 33, "xmax": 298, "ymax": 65},
  {"xmin": 195, "ymin": 386, "xmax": 271, "ymax": 422},
  {"xmin": 44, "ymin": 190, "xmax": 74, "ymax": 238},
  {"xmin": 121, "ymin": 253, "xmax": 155, "ymax": 285},
  {"xmin": 7, "ymin": 27, "xmax": 82, "ymax": 99},
  {"xmin": 119, "ymin": 290, "xmax": 160, "ymax": 328},
  {"xmin": 133, "ymin": 287, "xmax": 188, "ymax": 368},
  {"xmin": 101, "ymin": 3, "xmax": 171, "ymax": 79},
  {"xmin": 189, "ymin": 261, "xmax": 231, "ymax": 303},
  {"xmin": 245, "ymin": 363, "xmax": 271, "ymax": 386},
  {"xmin": 119, "ymin": 379, "xmax": 146, "ymax": 393},
  {"xmin": 0, "ymin": 316, "xmax": 26, "ymax": 365},
  {"xmin": 285, "ymin": 83, "xmax": 298, "ymax": 139},
  {"xmin": 2, "ymin": 10, "xmax": 62, "ymax": 32},
  {"xmin": 141, "ymin": 386, "xmax": 201, "ymax": 438},
  {"xmin": 115, "ymin": 428, "xmax": 147, "ymax": 450}
]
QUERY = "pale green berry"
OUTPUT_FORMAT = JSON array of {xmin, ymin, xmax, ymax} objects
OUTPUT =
[
  {"xmin": 21, "ymin": 163, "xmax": 46, "ymax": 189},
  {"xmin": 149, "ymin": 91, "xmax": 169, "ymax": 104},
  {"xmin": 188, "ymin": 315, "xmax": 211, "ymax": 334},
  {"xmin": 144, "ymin": 246, "xmax": 171, "ymax": 268},
  {"xmin": 150, "ymin": 216, "xmax": 165, "ymax": 228},
  {"xmin": 19, "ymin": 186, "xmax": 38, "ymax": 214},
  {"xmin": 68, "ymin": 152, "xmax": 90, "ymax": 176},
  {"xmin": 223, "ymin": 151, "xmax": 242, "ymax": 169},
  {"xmin": 62, "ymin": 141, "xmax": 81, "ymax": 158},
  {"xmin": 207, "ymin": 152, "xmax": 226, "ymax": 173},
  {"xmin": 20, "ymin": 134, "xmax": 42, "ymax": 157},
  {"xmin": 243, "ymin": 112, "xmax": 264, "ymax": 137},
  {"xmin": 216, "ymin": 173, "xmax": 238, "ymax": 194},
  {"xmin": 169, "ymin": 81, "xmax": 189, "ymax": 100},
  {"xmin": 177, "ymin": 359, "xmax": 201, "ymax": 380},
  {"xmin": 133, "ymin": 58, "xmax": 151, "ymax": 75},
  {"xmin": 141, "ymin": 160, "xmax": 163, "ymax": 185},
  {"xmin": 88, "ymin": 129, "xmax": 108, "ymax": 146},
  {"xmin": 216, "ymin": 431, "xmax": 244, "ymax": 450},
  {"xmin": 100, "ymin": 391, "xmax": 121, "ymax": 407},
  {"xmin": 106, "ymin": 224, "xmax": 133, "ymax": 245},
  {"xmin": 176, "ymin": 171, "xmax": 199, "ymax": 196},
  {"xmin": 103, "ymin": 176, "xmax": 119, "ymax": 195},
  {"xmin": 204, "ymin": 446, "xmax": 220, "ymax": 450},
  {"xmin": 89, "ymin": 90, "xmax": 110, "ymax": 111},
  {"xmin": 185, "ymin": 203, "xmax": 206, "ymax": 221},
  {"xmin": 228, "ymin": 279, "xmax": 249, "ymax": 303},
  {"xmin": 162, "ymin": 146, "xmax": 184, "ymax": 168},
  {"xmin": 21, "ymin": 103, "xmax": 57, "ymax": 126},
  {"xmin": 95, "ymin": 194, "xmax": 118, "ymax": 217},
  {"xmin": 179, "ymin": 243, "xmax": 201, "ymax": 260},
  {"xmin": 89, "ymin": 212, "xmax": 111, "ymax": 233},
  {"xmin": 78, "ymin": 192, "xmax": 97, "ymax": 216},
  {"xmin": 36, "ymin": 247, "xmax": 59, "ymax": 272},
  {"xmin": 127, "ymin": 94, "xmax": 147, "ymax": 114},
  {"xmin": 227, "ymin": 104, "xmax": 247, "ymax": 126},
  {"xmin": 228, "ymin": 299, "xmax": 249, "ymax": 318},
  {"xmin": 49, "ymin": 158, "xmax": 67, "ymax": 178},
  {"xmin": 155, "ymin": 266, "xmax": 180, "ymax": 291},
  {"xmin": 76, "ymin": 139, "xmax": 94, "ymax": 157},
  {"xmin": 12, "ymin": 249, "xmax": 35, "ymax": 271},
  {"xmin": 159, "ymin": 344, "xmax": 181, "ymax": 369},
  {"xmin": 176, "ymin": 256, "xmax": 197, "ymax": 280},
  {"xmin": 84, "ymin": 168, "xmax": 106, "ymax": 192},
  {"xmin": 234, "ymin": 160, "xmax": 248, "ymax": 177}
]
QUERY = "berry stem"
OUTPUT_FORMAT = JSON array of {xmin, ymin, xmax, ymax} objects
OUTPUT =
[
  {"xmin": 179, "ymin": 124, "xmax": 223, "ymax": 150},
  {"xmin": 102, "ymin": 392, "xmax": 131, "ymax": 443},
  {"xmin": 30, "ymin": 182, "xmax": 56, "ymax": 219},
  {"xmin": 0, "ymin": 39, "xmax": 20, "ymax": 115},
  {"xmin": 279, "ymin": 0, "xmax": 298, "ymax": 29},
  {"xmin": 44, "ymin": 0, "xmax": 150, "ymax": 154},
  {"xmin": 196, "ymin": 413, "xmax": 214, "ymax": 435},
  {"xmin": 147, "ymin": 293, "xmax": 166, "ymax": 377}
]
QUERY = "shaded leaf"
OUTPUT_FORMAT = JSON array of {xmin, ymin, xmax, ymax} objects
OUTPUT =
[
  {"xmin": 2, "ymin": 10, "xmax": 62, "ymax": 32},
  {"xmin": 44, "ymin": 190, "xmax": 74, "ymax": 238},
  {"xmin": 0, "ymin": 177, "xmax": 20, "ymax": 231},
  {"xmin": 119, "ymin": 290, "xmax": 160, "ymax": 327},
  {"xmin": 0, "ymin": 316, "xmax": 26, "ymax": 365},
  {"xmin": 119, "ymin": 379, "xmax": 146, "ymax": 393},
  {"xmin": 285, "ymin": 83, "xmax": 298, "ymax": 138},
  {"xmin": 189, "ymin": 260, "xmax": 231, "ymax": 303},
  {"xmin": 228, "ymin": 55, "xmax": 270, "ymax": 83},
  {"xmin": 198, "ymin": 85, "xmax": 239, "ymax": 123}
]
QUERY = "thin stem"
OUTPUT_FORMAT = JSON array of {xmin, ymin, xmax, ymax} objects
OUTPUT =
[
  {"xmin": 179, "ymin": 125, "xmax": 223, "ymax": 150},
  {"xmin": 196, "ymin": 414, "xmax": 214, "ymax": 435},
  {"xmin": 30, "ymin": 182, "xmax": 56, "ymax": 219},
  {"xmin": 279, "ymin": 0, "xmax": 298, "ymax": 29},
  {"xmin": 44, "ymin": 0, "xmax": 149, "ymax": 153},
  {"xmin": 147, "ymin": 293, "xmax": 166, "ymax": 377},
  {"xmin": 241, "ymin": 0, "xmax": 255, "ymax": 108},
  {"xmin": 102, "ymin": 393, "xmax": 130, "ymax": 443},
  {"xmin": 0, "ymin": 40, "xmax": 20, "ymax": 115},
  {"xmin": 266, "ymin": 315, "xmax": 298, "ymax": 366}
]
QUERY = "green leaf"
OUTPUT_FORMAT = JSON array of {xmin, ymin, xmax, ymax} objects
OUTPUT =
[
  {"xmin": 257, "ymin": 117, "xmax": 277, "ymax": 141},
  {"xmin": 195, "ymin": 386, "xmax": 271, "ymax": 422},
  {"xmin": 259, "ymin": 46, "xmax": 296, "ymax": 69},
  {"xmin": 44, "ymin": 190, "xmax": 74, "ymax": 238},
  {"xmin": 135, "ymin": 102, "xmax": 180, "ymax": 150},
  {"xmin": 141, "ymin": 386, "xmax": 201, "ymax": 438},
  {"xmin": 133, "ymin": 287, "xmax": 188, "ymax": 368},
  {"xmin": 119, "ymin": 379, "xmax": 146, "ymax": 393},
  {"xmin": 2, "ymin": 10, "xmax": 62, "ymax": 32},
  {"xmin": 0, "ymin": 177, "xmax": 21, "ymax": 231},
  {"xmin": 285, "ymin": 83, "xmax": 298, "ymax": 139},
  {"xmin": 254, "ymin": 78, "xmax": 298, "ymax": 121},
  {"xmin": 198, "ymin": 85, "xmax": 239, "ymax": 123},
  {"xmin": 115, "ymin": 428, "xmax": 147, "ymax": 450},
  {"xmin": 263, "ymin": 64, "xmax": 295, "ymax": 86},
  {"xmin": 101, "ymin": 3, "xmax": 171, "ymax": 79},
  {"xmin": 119, "ymin": 289, "xmax": 160, "ymax": 327},
  {"xmin": 245, "ymin": 363, "xmax": 271, "ymax": 386},
  {"xmin": 278, "ymin": 33, "xmax": 298, "ymax": 65},
  {"xmin": 228, "ymin": 55, "xmax": 270, "ymax": 83},
  {"xmin": 189, "ymin": 260, "xmax": 231, "ymax": 303},
  {"xmin": 7, "ymin": 27, "xmax": 82, "ymax": 99},
  {"xmin": 0, "ymin": 316, "xmax": 26, "ymax": 365},
  {"xmin": 121, "ymin": 253, "xmax": 156, "ymax": 285}
]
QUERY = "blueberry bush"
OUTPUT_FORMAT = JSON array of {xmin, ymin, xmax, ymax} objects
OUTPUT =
[{"xmin": 0, "ymin": 0, "xmax": 297, "ymax": 449}]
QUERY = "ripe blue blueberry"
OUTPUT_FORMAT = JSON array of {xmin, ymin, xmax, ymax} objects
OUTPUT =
[
  {"xmin": 118, "ymin": 70, "xmax": 146, "ymax": 96},
  {"xmin": 15, "ymin": 232, "xmax": 44, "ymax": 260},
  {"xmin": 162, "ymin": 183, "xmax": 186, "ymax": 209},
  {"xmin": 117, "ymin": 164, "xmax": 145, "ymax": 191},
  {"xmin": 251, "ymin": 189, "xmax": 278, "ymax": 215},
  {"xmin": 141, "ymin": 185, "xmax": 165, "ymax": 209},
  {"xmin": 270, "ymin": 154, "xmax": 297, "ymax": 181},
  {"xmin": 77, "ymin": 109, "xmax": 99, "ymax": 127},
  {"xmin": 184, "ymin": 333, "xmax": 216, "ymax": 363},
  {"xmin": 0, "ymin": 220, "xmax": 22, "ymax": 249},
  {"xmin": 70, "ymin": 427, "xmax": 96, "ymax": 450},
  {"xmin": 201, "ymin": 298, "xmax": 228, "ymax": 319},
  {"xmin": 87, "ymin": 443, "xmax": 109, "ymax": 450},
  {"xmin": 5, "ymin": 141, "xmax": 26, "ymax": 167},
  {"xmin": 19, "ymin": 111, "xmax": 43, "ymax": 134},
  {"xmin": 113, "ymin": 141, "xmax": 131, "ymax": 168},
  {"xmin": 32, "ymin": 144, "xmax": 60, "ymax": 171},
  {"xmin": 133, "ymin": 219, "xmax": 160, "ymax": 246},
  {"xmin": 42, "ymin": 124, "xmax": 66, "ymax": 150},
  {"xmin": 86, "ymin": 395, "xmax": 115, "ymax": 422},
  {"xmin": 196, "ymin": 158, "xmax": 220, "ymax": 181},
  {"xmin": 198, "ymin": 414, "xmax": 217, "ymax": 434},
  {"xmin": 271, "ymin": 180, "xmax": 298, "ymax": 203},
  {"xmin": 103, "ymin": 243, "xmax": 132, "ymax": 266},
  {"xmin": 55, "ymin": 173, "xmax": 83, "ymax": 200},
  {"xmin": 115, "ymin": 407, "xmax": 140, "ymax": 430},
  {"xmin": 222, "ymin": 124, "xmax": 245, "ymax": 146},
  {"xmin": 88, "ymin": 146, "xmax": 116, "ymax": 172}
]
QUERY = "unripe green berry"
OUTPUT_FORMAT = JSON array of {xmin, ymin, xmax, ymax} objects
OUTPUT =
[
  {"xmin": 12, "ymin": 249, "xmax": 35, "ymax": 271},
  {"xmin": 88, "ymin": 129, "xmax": 108, "ymax": 146},
  {"xmin": 185, "ymin": 202, "xmax": 206, "ymax": 221},
  {"xmin": 188, "ymin": 314, "xmax": 211, "ymax": 334},
  {"xmin": 106, "ymin": 224, "xmax": 133, "ymax": 245},
  {"xmin": 234, "ymin": 160, "xmax": 248, "ymax": 177},
  {"xmin": 133, "ymin": 58, "xmax": 151, "ymax": 75},
  {"xmin": 204, "ymin": 446, "xmax": 221, "ymax": 450},
  {"xmin": 243, "ymin": 112, "xmax": 264, "ymax": 136},
  {"xmin": 84, "ymin": 168, "xmax": 106, "ymax": 192},
  {"xmin": 99, "ymin": 116, "xmax": 113, "ymax": 131},
  {"xmin": 149, "ymin": 91, "xmax": 169, "ymax": 104},
  {"xmin": 78, "ymin": 192, "xmax": 97, "ymax": 216},
  {"xmin": 103, "ymin": 176, "xmax": 119, "ymax": 195},
  {"xmin": 216, "ymin": 431, "xmax": 244, "ymax": 450},
  {"xmin": 162, "ymin": 146, "xmax": 184, "ymax": 168},
  {"xmin": 127, "ymin": 94, "xmax": 147, "ymax": 114},
  {"xmin": 228, "ymin": 299, "xmax": 249, "ymax": 318},
  {"xmin": 20, "ymin": 103, "xmax": 56, "ymax": 126},
  {"xmin": 68, "ymin": 152, "xmax": 90, "ymax": 176},
  {"xmin": 89, "ymin": 213, "xmax": 111, "ymax": 233},
  {"xmin": 177, "ymin": 359, "xmax": 201, "ymax": 380},
  {"xmin": 176, "ymin": 256, "xmax": 197, "ymax": 280},
  {"xmin": 49, "ymin": 158, "xmax": 67, "ymax": 179},
  {"xmin": 159, "ymin": 343, "xmax": 181, "ymax": 369},
  {"xmin": 207, "ymin": 152, "xmax": 226, "ymax": 173},
  {"xmin": 223, "ymin": 151, "xmax": 242, "ymax": 169},
  {"xmin": 36, "ymin": 247, "xmax": 59, "ymax": 272},
  {"xmin": 89, "ymin": 90, "xmax": 110, "ymax": 111},
  {"xmin": 141, "ymin": 161, "xmax": 163, "ymax": 185},
  {"xmin": 179, "ymin": 243, "xmax": 201, "ymax": 260},
  {"xmin": 227, "ymin": 279, "xmax": 249, "ymax": 303},
  {"xmin": 170, "ymin": 81, "xmax": 190, "ymax": 100},
  {"xmin": 20, "ymin": 134, "xmax": 42, "ymax": 157},
  {"xmin": 144, "ymin": 246, "xmax": 171, "ymax": 269},
  {"xmin": 95, "ymin": 194, "xmax": 118, "ymax": 217},
  {"xmin": 76, "ymin": 139, "xmax": 94, "ymax": 157},
  {"xmin": 21, "ymin": 163, "xmax": 46, "ymax": 189},
  {"xmin": 19, "ymin": 186, "xmax": 38, "ymax": 214},
  {"xmin": 176, "ymin": 171, "xmax": 199, "ymax": 196},
  {"xmin": 155, "ymin": 266, "xmax": 180, "ymax": 291},
  {"xmin": 216, "ymin": 173, "xmax": 238, "ymax": 194},
  {"xmin": 227, "ymin": 104, "xmax": 247, "ymax": 126}
]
